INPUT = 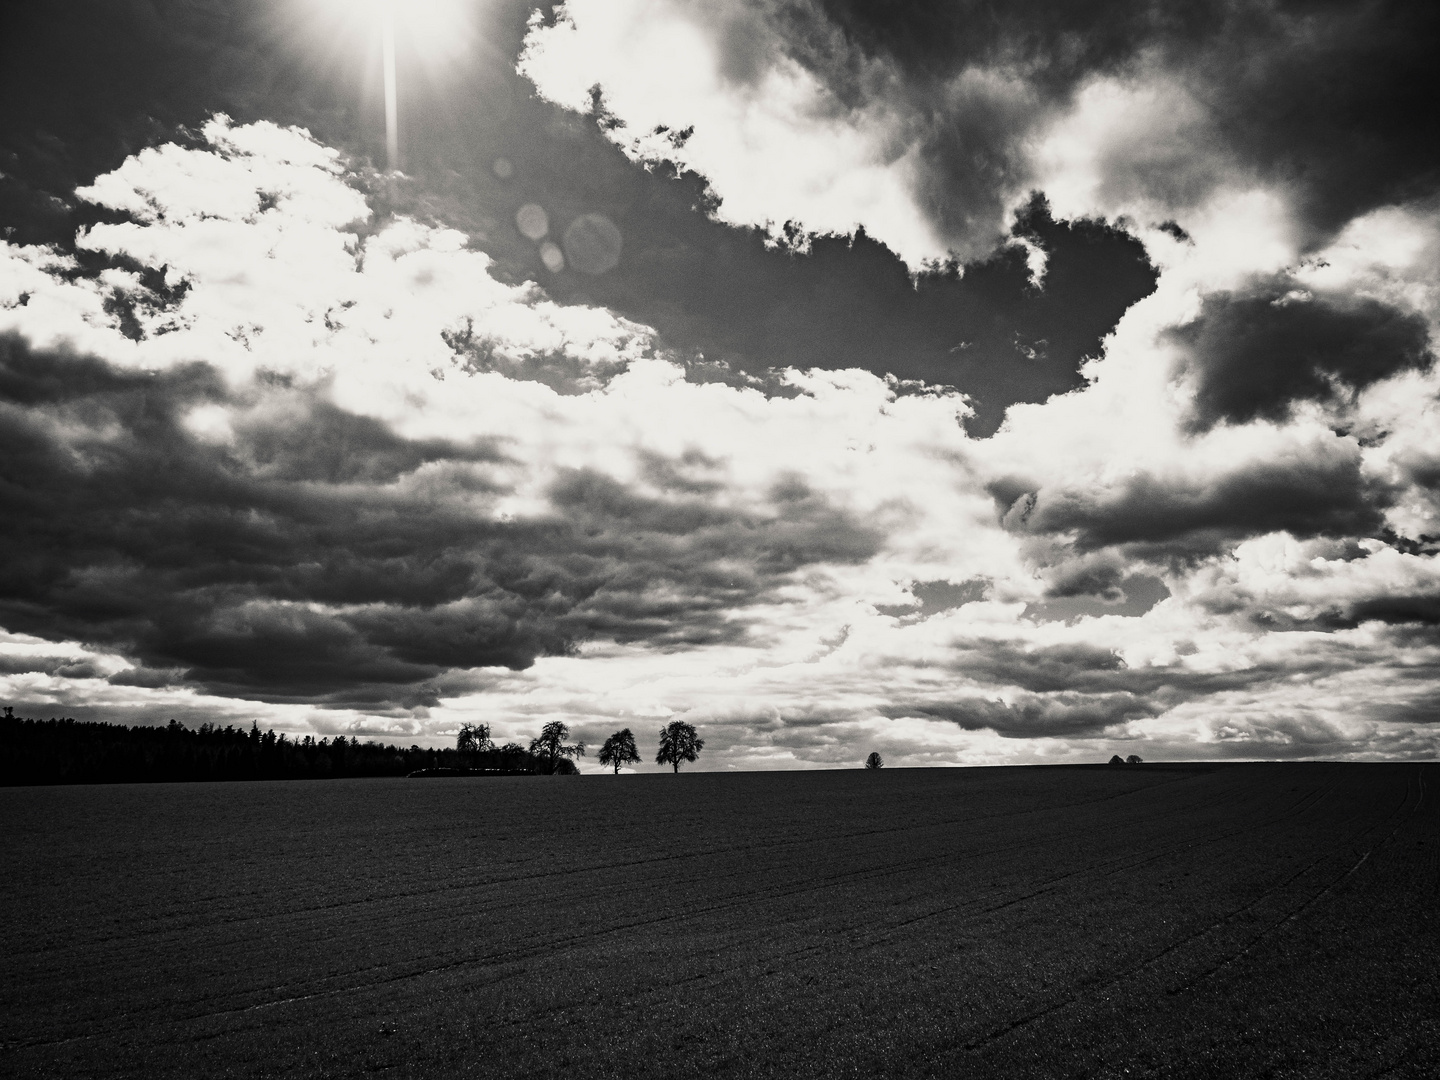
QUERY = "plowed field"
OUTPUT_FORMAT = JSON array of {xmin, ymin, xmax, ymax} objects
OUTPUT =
[{"xmin": 2, "ymin": 762, "xmax": 1436, "ymax": 1078}]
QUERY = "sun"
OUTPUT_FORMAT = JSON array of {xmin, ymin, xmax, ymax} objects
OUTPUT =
[
  {"xmin": 306, "ymin": 0, "xmax": 475, "ymax": 58},
  {"xmin": 358, "ymin": 0, "xmax": 475, "ymax": 65},
  {"xmin": 304, "ymin": 0, "xmax": 478, "ymax": 168}
]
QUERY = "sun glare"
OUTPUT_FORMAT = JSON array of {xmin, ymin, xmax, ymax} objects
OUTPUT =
[
  {"xmin": 305, "ymin": 0, "xmax": 476, "ymax": 70},
  {"xmin": 357, "ymin": 0, "xmax": 474, "ymax": 64},
  {"xmin": 306, "ymin": 0, "xmax": 476, "ymax": 169}
]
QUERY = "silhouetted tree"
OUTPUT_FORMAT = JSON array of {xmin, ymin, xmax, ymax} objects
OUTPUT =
[
  {"xmin": 456, "ymin": 722, "xmax": 493, "ymax": 766},
  {"xmin": 498, "ymin": 741, "xmax": 527, "ymax": 770},
  {"xmin": 865, "ymin": 752, "xmax": 884, "ymax": 769},
  {"xmin": 1108, "ymin": 754, "xmax": 1125, "ymax": 765},
  {"xmin": 1127, "ymin": 754, "xmax": 1143, "ymax": 765},
  {"xmin": 598, "ymin": 728, "xmax": 641, "ymax": 773},
  {"xmin": 656, "ymin": 721, "xmax": 704, "ymax": 773},
  {"xmin": 529, "ymin": 721, "xmax": 586, "ymax": 774}
]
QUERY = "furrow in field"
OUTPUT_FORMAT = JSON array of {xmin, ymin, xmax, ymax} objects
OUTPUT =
[
  {"xmin": 4, "ymin": 763, "xmax": 1429, "ymax": 1080},
  {"xmin": 0, "ymin": 768, "xmax": 1322, "ymax": 1048}
]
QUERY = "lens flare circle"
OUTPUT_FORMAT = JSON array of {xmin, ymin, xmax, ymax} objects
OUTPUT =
[
  {"xmin": 563, "ymin": 214, "xmax": 623, "ymax": 275},
  {"xmin": 539, "ymin": 242, "xmax": 566, "ymax": 273},
  {"xmin": 516, "ymin": 203, "xmax": 549, "ymax": 241}
]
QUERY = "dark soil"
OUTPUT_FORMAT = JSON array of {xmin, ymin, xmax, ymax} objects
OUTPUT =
[{"xmin": 1, "ymin": 762, "xmax": 1435, "ymax": 1078}]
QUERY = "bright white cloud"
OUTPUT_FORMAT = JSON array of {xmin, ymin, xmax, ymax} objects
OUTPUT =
[
  {"xmin": 515, "ymin": 3, "xmax": 1327, "ymax": 277},
  {"xmin": 518, "ymin": 0, "xmax": 951, "ymax": 266}
]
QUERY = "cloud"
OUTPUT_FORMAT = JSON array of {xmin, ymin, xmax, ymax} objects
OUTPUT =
[
  {"xmin": 1008, "ymin": 442, "xmax": 1388, "ymax": 556},
  {"xmin": 643, "ymin": 195, "xmax": 1159, "ymax": 436},
  {"xmin": 519, "ymin": 0, "xmax": 955, "ymax": 265},
  {"xmin": 1170, "ymin": 279, "xmax": 1433, "ymax": 431},
  {"xmin": 0, "ymin": 118, "xmax": 897, "ymax": 706},
  {"xmin": 0, "ymin": 333, "xmax": 891, "ymax": 705},
  {"xmin": 888, "ymin": 692, "xmax": 1159, "ymax": 740},
  {"xmin": 1025, "ymin": 573, "xmax": 1170, "ymax": 622},
  {"xmin": 1177, "ymin": 533, "xmax": 1440, "ymax": 630},
  {"xmin": 521, "ymin": 0, "xmax": 1440, "ymax": 268},
  {"xmin": 4, "ymin": 116, "xmax": 1440, "ymax": 767},
  {"xmin": 1, "ymin": 1, "xmax": 1174, "ymax": 440}
]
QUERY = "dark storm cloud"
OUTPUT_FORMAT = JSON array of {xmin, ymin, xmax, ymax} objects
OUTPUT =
[
  {"xmin": 0, "ymin": 335, "xmax": 882, "ymax": 707},
  {"xmin": 474, "ymin": 136, "xmax": 1157, "ymax": 432},
  {"xmin": 993, "ymin": 449, "xmax": 1388, "ymax": 557},
  {"xmin": 533, "ymin": 468, "xmax": 882, "ymax": 648},
  {"xmin": 1039, "ymin": 556, "xmax": 1130, "ymax": 602},
  {"xmin": 805, "ymin": 0, "xmax": 1440, "ymax": 245},
  {"xmin": 0, "ymin": 1, "xmax": 1157, "ymax": 436},
  {"xmin": 886, "ymin": 692, "xmax": 1158, "ymax": 739},
  {"xmin": 1351, "ymin": 597, "xmax": 1440, "ymax": 627},
  {"xmin": 1170, "ymin": 281, "xmax": 1433, "ymax": 431},
  {"xmin": 1025, "ymin": 574, "xmax": 1171, "ymax": 622},
  {"xmin": 954, "ymin": 641, "xmax": 1131, "ymax": 696},
  {"xmin": 0, "ymin": 654, "xmax": 106, "ymax": 679},
  {"xmin": 1300, "ymin": 596, "xmax": 1440, "ymax": 634},
  {"xmin": 876, "ymin": 577, "xmax": 991, "ymax": 619},
  {"xmin": 1395, "ymin": 456, "xmax": 1440, "ymax": 495},
  {"xmin": 883, "ymin": 628, "xmax": 1440, "ymax": 740},
  {"xmin": 570, "ymin": 193, "xmax": 1156, "ymax": 436},
  {"xmin": 800, "ymin": 0, "xmax": 1196, "ymax": 94},
  {"xmin": 935, "ymin": 638, "xmax": 1314, "ymax": 702}
]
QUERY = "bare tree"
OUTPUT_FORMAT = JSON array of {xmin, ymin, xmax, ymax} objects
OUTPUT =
[
  {"xmin": 529, "ymin": 721, "xmax": 586, "ymax": 774},
  {"xmin": 864, "ymin": 751, "xmax": 884, "ymax": 770},
  {"xmin": 655, "ymin": 721, "xmax": 704, "ymax": 773},
  {"xmin": 598, "ymin": 728, "xmax": 641, "ymax": 773},
  {"xmin": 456, "ymin": 723, "xmax": 492, "ymax": 766}
]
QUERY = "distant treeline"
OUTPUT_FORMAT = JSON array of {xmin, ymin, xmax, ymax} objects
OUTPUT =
[{"xmin": 0, "ymin": 709, "xmax": 573, "ymax": 786}]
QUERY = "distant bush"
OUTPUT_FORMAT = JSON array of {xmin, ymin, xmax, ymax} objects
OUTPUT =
[{"xmin": 865, "ymin": 752, "xmax": 884, "ymax": 770}]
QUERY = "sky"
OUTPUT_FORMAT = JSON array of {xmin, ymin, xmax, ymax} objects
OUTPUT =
[{"xmin": 2, "ymin": 0, "xmax": 1439, "ymax": 771}]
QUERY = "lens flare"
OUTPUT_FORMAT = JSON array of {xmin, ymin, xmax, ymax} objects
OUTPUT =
[
  {"xmin": 381, "ymin": 9, "xmax": 398, "ymax": 169},
  {"xmin": 563, "ymin": 213, "xmax": 623, "ymax": 275},
  {"xmin": 516, "ymin": 203, "xmax": 549, "ymax": 241}
]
